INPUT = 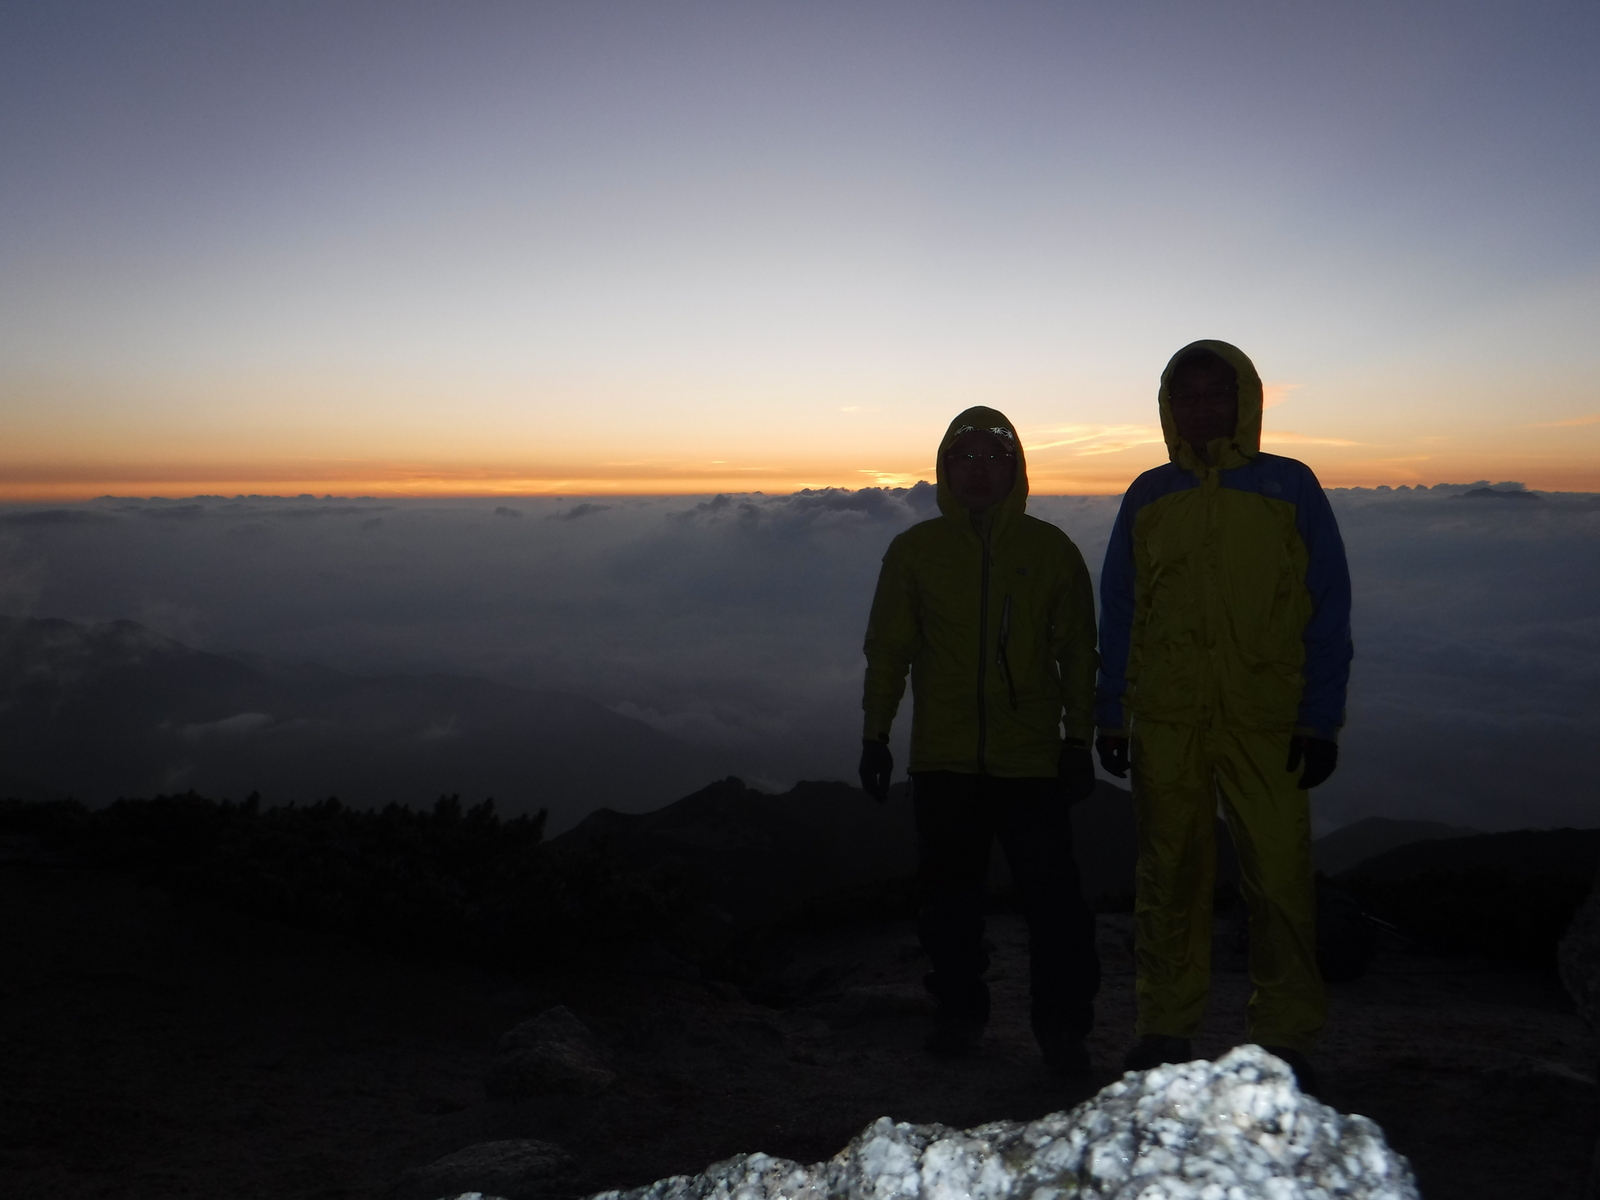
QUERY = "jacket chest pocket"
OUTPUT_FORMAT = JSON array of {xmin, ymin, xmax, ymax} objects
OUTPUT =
[{"xmin": 991, "ymin": 569, "xmax": 1051, "ymax": 685}]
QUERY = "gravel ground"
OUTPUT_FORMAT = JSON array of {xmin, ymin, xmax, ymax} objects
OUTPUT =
[{"xmin": 2, "ymin": 853, "xmax": 1594, "ymax": 1199}]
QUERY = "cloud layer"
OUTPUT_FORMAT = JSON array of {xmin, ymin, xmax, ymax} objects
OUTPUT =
[{"xmin": 2, "ymin": 482, "xmax": 1595, "ymax": 831}]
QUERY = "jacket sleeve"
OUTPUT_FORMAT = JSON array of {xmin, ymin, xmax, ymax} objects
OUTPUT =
[
  {"xmin": 1095, "ymin": 490, "xmax": 1139, "ymax": 734},
  {"xmin": 1050, "ymin": 537, "xmax": 1100, "ymax": 744},
  {"xmin": 1294, "ymin": 471, "xmax": 1353, "ymax": 740},
  {"xmin": 861, "ymin": 534, "xmax": 920, "ymax": 740}
]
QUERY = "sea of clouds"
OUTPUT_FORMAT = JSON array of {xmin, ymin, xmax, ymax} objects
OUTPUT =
[{"xmin": 2, "ymin": 481, "xmax": 1595, "ymax": 832}]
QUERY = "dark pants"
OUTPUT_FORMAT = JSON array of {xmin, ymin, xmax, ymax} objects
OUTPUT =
[{"xmin": 913, "ymin": 771, "xmax": 1100, "ymax": 1040}]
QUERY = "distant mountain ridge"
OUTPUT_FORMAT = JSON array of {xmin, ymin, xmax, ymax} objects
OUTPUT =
[
  {"xmin": 555, "ymin": 775, "xmax": 920, "ymax": 927},
  {"xmin": 1311, "ymin": 817, "xmax": 1480, "ymax": 877},
  {"xmin": 0, "ymin": 615, "xmax": 736, "ymax": 829},
  {"xmin": 1334, "ymin": 828, "xmax": 1600, "ymax": 883},
  {"xmin": 552, "ymin": 779, "xmax": 1599, "ymax": 930},
  {"xmin": 12, "ymin": 616, "xmax": 1589, "ymax": 900},
  {"xmin": 555, "ymin": 775, "xmax": 1146, "ymax": 923}
]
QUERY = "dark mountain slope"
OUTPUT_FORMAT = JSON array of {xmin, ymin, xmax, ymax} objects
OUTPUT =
[
  {"xmin": 1332, "ymin": 828, "xmax": 1600, "ymax": 967},
  {"xmin": 1311, "ymin": 816, "xmax": 1479, "ymax": 877},
  {"xmin": 555, "ymin": 776, "xmax": 918, "ymax": 927},
  {"xmin": 1336, "ymin": 828, "xmax": 1600, "ymax": 883},
  {"xmin": 0, "ymin": 616, "xmax": 734, "ymax": 828},
  {"xmin": 554, "ymin": 776, "xmax": 1144, "ymax": 925}
]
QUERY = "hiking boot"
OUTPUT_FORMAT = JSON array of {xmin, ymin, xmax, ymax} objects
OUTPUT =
[
  {"xmin": 1037, "ymin": 1030, "xmax": 1091, "ymax": 1077},
  {"xmin": 1259, "ymin": 1044, "xmax": 1319, "ymax": 1095},
  {"xmin": 1122, "ymin": 1034, "xmax": 1194, "ymax": 1073},
  {"xmin": 923, "ymin": 1019, "xmax": 984, "ymax": 1057}
]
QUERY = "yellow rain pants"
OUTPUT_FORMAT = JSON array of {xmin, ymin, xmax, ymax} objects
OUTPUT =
[{"xmin": 1131, "ymin": 720, "xmax": 1325, "ymax": 1051}]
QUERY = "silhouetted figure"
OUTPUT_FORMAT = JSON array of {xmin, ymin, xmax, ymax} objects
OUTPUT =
[
  {"xmin": 1096, "ymin": 341, "xmax": 1352, "ymax": 1094},
  {"xmin": 858, "ymin": 408, "xmax": 1101, "ymax": 1075}
]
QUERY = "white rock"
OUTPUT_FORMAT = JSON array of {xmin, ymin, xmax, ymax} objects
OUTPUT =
[{"xmin": 586, "ymin": 1046, "xmax": 1418, "ymax": 1200}]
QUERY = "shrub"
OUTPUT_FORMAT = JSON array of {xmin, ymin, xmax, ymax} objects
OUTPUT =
[{"xmin": 0, "ymin": 792, "xmax": 692, "ymax": 970}]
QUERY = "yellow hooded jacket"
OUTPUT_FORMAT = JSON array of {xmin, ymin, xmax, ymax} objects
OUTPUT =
[
  {"xmin": 1096, "ymin": 341, "xmax": 1353, "ymax": 739},
  {"xmin": 862, "ymin": 407, "xmax": 1099, "ymax": 777}
]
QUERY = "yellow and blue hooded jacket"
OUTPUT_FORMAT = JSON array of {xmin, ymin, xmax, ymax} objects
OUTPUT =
[
  {"xmin": 863, "ymin": 407, "xmax": 1099, "ymax": 776},
  {"xmin": 1096, "ymin": 341, "xmax": 1352, "ymax": 741}
]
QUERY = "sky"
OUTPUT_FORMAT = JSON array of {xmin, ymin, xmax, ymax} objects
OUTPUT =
[
  {"xmin": 3, "ymin": 0, "xmax": 1599, "ymax": 498},
  {"xmin": 3, "ymin": 485, "xmax": 1596, "ymax": 833}
]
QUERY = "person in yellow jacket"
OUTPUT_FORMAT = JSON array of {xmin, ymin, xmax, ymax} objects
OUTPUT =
[
  {"xmin": 858, "ymin": 407, "xmax": 1101, "ymax": 1074},
  {"xmin": 1095, "ymin": 341, "xmax": 1353, "ymax": 1094}
]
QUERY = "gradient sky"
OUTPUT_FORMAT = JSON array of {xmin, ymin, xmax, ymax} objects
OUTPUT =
[{"xmin": 4, "ymin": 0, "xmax": 1598, "ymax": 499}]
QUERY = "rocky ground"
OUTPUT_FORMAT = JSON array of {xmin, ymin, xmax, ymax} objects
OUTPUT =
[{"xmin": 3, "ymin": 849, "xmax": 1595, "ymax": 1200}]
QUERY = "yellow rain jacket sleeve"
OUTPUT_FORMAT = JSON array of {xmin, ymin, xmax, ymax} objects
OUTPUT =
[{"xmin": 862, "ymin": 407, "xmax": 1099, "ymax": 777}]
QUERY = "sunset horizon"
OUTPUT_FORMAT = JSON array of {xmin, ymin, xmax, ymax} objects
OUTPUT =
[
  {"xmin": 8, "ymin": 384, "xmax": 1597, "ymax": 501},
  {"xmin": 2, "ymin": 6, "xmax": 1597, "ymax": 1194},
  {"xmin": 5, "ymin": 429, "xmax": 1594, "ymax": 504},
  {"xmin": 5, "ymin": 3, "xmax": 1597, "ymax": 509}
]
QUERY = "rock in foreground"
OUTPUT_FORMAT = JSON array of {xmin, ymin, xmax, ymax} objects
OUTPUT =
[
  {"xmin": 486, "ymin": 1005, "xmax": 616, "ymax": 1098},
  {"xmin": 583, "ymin": 1045, "xmax": 1417, "ymax": 1200},
  {"xmin": 394, "ymin": 1139, "xmax": 569, "ymax": 1200}
]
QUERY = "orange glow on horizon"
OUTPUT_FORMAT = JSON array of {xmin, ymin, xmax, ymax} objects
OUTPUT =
[{"xmin": 4, "ymin": 452, "xmax": 1597, "ymax": 502}]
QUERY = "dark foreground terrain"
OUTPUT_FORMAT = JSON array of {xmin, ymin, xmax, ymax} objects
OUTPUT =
[{"xmin": 3, "ymin": 842, "xmax": 1596, "ymax": 1200}]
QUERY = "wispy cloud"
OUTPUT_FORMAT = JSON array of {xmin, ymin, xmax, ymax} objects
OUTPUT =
[
  {"xmin": 1259, "ymin": 431, "xmax": 1362, "ymax": 446},
  {"xmin": 1532, "ymin": 414, "xmax": 1600, "ymax": 427},
  {"xmin": 1262, "ymin": 382, "xmax": 1303, "ymax": 410},
  {"xmin": 1024, "ymin": 425, "xmax": 1166, "ymax": 456},
  {"xmin": 858, "ymin": 469, "xmax": 922, "ymax": 487},
  {"xmin": 1029, "ymin": 420, "xmax": 1359, "ymax": 456}
]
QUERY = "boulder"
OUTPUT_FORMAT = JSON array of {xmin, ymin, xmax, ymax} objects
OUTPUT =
[
  {"xmin": 486, "ymin": 1006, "xmax": 615, "ymax": 1098},
  {"xmin": 1559, "ymin": 882, "xmax": 1600, "ymax": 1199},
  {"xmin": 812, "ymin": 984, "xmax": 935, "ymax": 1029},
  {"xmin": 392, "ymin": 1138, "xmax": 569, "ymax": 1200},
  {"xmin": 1559, "ymin": 882, "xmax": 1600, "ymax": 1029},
  {"xmin": 587, "ymin": 1045, "xmax": 1418, "ymax": 1200}
]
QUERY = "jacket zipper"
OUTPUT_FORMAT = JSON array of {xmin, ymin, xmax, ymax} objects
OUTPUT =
[
  {"xmin": 997, "ymin": 593, "xmax": 1018, "ymax": 711},
  {"xmin": 976, "ymin": 537, "xmax": 991, "ymax": 774}
]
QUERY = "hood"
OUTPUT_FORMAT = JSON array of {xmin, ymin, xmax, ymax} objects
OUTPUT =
[
  {"xmin": 1158, "ymin": 339, "xmax": 1263, "ymax": 474},
  {"xmin": 935, "ymin": 405, "xmax": 1029, "ymax": 539}
]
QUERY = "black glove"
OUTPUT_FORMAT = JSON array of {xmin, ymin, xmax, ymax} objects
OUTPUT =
[
  {"xmin": 1286, "ymin": 735, "xmax": 1338, "ymax": 789},
  {"xmin": 858, "ymin": 738, "xmax": 893, "ymax": 802},
  {"xmin": 1057, "ymin": 740, "xmax": 1096, "ymax": 803},
  {"xmin": 1095, "ymin": 734, "xmax": 1130, "ymax": 779}
]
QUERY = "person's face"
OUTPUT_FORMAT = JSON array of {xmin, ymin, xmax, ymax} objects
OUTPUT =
[
  {"xmin": 945, "ymin": 429, "xmax": 1017, "ymax": 512},
  {"xmin": 1168, "ymin": 359, "xmax": 1238, "ymax": 458}
]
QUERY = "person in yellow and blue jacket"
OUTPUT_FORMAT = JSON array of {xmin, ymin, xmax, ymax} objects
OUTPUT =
[
  {"xmin": 858, "ymin": 407, "xmax": 1102, "ymax": 1077},
  {"xmin": 1096, "ymin": 340, "xmax": 1352, "ymax": 1095}
]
